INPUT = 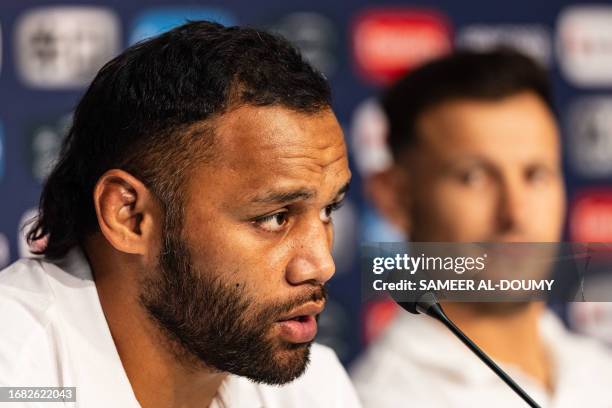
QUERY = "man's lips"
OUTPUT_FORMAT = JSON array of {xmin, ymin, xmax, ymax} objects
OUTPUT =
[
  {"xmin": 278, "ymin": 301, "xmax": 325, "ymax": 321},
  {"xmin": 275, "ymin": 302, "xmax": 324, "ymax": 344}
]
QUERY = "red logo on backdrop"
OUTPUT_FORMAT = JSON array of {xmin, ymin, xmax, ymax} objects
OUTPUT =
[
  {"xmin": 351, "ymin": 8, "xmax": 452, "ymax": 85},
  {"xmin": 362, "ymin": 299, "xmax": 399, "ymax": 345},
  {"xmin": 570, "ymin": 190, "xmax": 612, "ymax": 242}
]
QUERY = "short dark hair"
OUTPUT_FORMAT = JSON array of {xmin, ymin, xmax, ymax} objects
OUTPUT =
[
  {"xmin": 381, "ymin": 48, "xmax": 553, "ymax": 159},
  {"xmin": 27, "ymin": 21, "xmax": 332, "ymax": 259}
]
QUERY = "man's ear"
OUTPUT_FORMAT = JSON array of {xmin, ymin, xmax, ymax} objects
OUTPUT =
[
  {"xmin": 364, "ymin": 165, "xmax": 412, "ymax": 234},
  {"xmin": 93, "ymin": 169, "xmax": 160, "ymax": 256}
]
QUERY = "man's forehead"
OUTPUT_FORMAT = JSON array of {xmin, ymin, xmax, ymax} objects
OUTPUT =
[
  {"xmin": 200, "ymin": 104, "xmax": 350, "ymax": 198},
  {"xmin": 213, "ymin": 105, "xmax": 344, "ymax": 153},
  {"xmin": 414, "ymin": 94, "xmax": 560, "ymax": 159}
]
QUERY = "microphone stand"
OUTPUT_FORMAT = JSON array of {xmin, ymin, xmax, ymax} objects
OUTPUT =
[{"xmin": 399, "ymin": 293, "xmax": 542, "ymax": 408}]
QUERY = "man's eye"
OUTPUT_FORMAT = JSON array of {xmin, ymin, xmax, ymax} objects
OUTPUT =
[
  {"xmin": 458, "ymin": 168, "xmax": 488, "ymax": 187},
  {"xmin": 526, "ymin": 166, "xmax": 554, "ymax": 185},
  {"xmin": 254, "ymin": 212, "xmax": 288, "ymax": 232},
  {"xmin": 320, "ymin": 200, "xmax": 345, "ymax": 223}
]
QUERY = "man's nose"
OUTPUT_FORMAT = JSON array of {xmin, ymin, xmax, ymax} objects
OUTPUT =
[
  {"xmin": 285, "ymin": 218, "xmax": 335, "ymax": 286},
  {"xmin": 496, "ymin": 175, "xmax": 528, "ymax": 236}
]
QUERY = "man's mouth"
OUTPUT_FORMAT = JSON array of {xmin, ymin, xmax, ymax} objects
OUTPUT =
[{"xmin": 275, "ymin": 302, "xmax": 324, "ymax": 344}]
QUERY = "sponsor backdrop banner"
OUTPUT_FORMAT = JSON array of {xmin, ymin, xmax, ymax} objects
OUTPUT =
[{"xmin": 0, "ymin": 0, "xmax": 611, "ymax": 365}]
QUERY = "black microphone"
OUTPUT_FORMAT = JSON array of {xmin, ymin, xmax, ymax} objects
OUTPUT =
[{"xmin": 397, "ymin": 292, "xmax": 542, "ymax": 408}]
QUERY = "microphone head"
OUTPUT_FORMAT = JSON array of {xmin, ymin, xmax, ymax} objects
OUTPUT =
[
  {"xmin": 396, "ymin": 291, "xmax": 440, "ymax": 316},
  {"xmin": 385, "ymin": 264, "xmax": 440, "ymax": 315},
  {"xmin": 397, "ymin": 300, "xmax": 420, "ymax": 314}
]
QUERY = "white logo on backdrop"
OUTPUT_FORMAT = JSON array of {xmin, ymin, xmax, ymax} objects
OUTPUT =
[
  {"xmin": 15, "ymin": 6, "xmax": 120, "ymax": 89},
  {"xmin": 457, "ymin": 24, "xmax": 551, "ymax": 66},
  {"xmin": 568, "ymin": 97, "xmax": 612, "ymax": 177},
  {"xmin": 557, "ymin": 5, "xmax": 612, "ymax": 87}
]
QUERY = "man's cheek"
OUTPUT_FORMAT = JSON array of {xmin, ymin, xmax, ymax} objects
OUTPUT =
[
  {"xmin": 203, "ymin": 227, "xmax": 295, "ymax": 289},
  {"xmin": 232, "ymin": 252, "xmax": 288, "ymax": 295},
  {"xmin": 437, "ymin": 200, "xmax": 493, "ymax": 240},
  {"xmin": 534, "ymin": 208, "xmax": 564, "ymax": 241}
]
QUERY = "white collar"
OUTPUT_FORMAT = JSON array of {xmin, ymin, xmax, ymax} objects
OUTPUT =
[
  {"xmin": 212, "ymin": 375, "xmax": 265, "ymax": 408},
  {"xmin": 44, "ymin": 245, "xmax": 141, "ymax": 406},
  {"xmin": 386, "ymin": 306, "xmax": 603, "ymax": 390}
]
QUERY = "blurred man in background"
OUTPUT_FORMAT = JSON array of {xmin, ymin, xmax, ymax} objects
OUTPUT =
[
  {"xmin": 351, "ymin": 49, "xmax": 612, "ymax": 407},
  {"xmin": 0, "ymin": 22, "xmax": 360, "ymax": 408}
]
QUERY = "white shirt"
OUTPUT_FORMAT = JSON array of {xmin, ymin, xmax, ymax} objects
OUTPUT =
[
  {"xmin": 0, "ymin": 247, "xmax": 361, "ymax": 408},
  {"xmin": 351, "ymin": 308, "xmax": 612, "ymax": 408}
]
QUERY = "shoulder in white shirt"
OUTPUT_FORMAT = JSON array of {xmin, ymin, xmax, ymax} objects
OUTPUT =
[
  {"xmin": 0, "ymin": 247, "xmax": 361, "ymax": 408},
  {"xmin": 350, "ymin": 307, "xmax": 612, "ymax": 408}
]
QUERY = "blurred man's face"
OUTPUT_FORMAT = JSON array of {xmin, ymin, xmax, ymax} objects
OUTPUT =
[
  {"xmin": 397, "ymin": 91, "xmax": 565, "ymax": 243},
  {"xmin": 140, "ymin": 106, "xmax": 351, "ymax": 384}
]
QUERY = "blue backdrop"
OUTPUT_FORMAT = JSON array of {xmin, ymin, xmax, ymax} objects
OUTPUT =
[{"xmin": 1, "ymin": 0, "xmax": 612, "ymax": 365}]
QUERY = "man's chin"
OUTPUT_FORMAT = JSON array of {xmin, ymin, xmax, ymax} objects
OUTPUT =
[{"xmin": 244, "ymin": 340, "xmax": 312, "ymax": 385}]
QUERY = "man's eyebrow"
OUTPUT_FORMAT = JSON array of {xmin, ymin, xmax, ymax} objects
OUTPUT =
[
  {"xmin": 251, "ymin": 188, "xmax": 316, "ymax": 205},
  {"xmin": 334, "ymin": 182, "xmax": 350, "ymax": 199},
  {"xmin": 250, "ymin": 181, "xmax": 350, "ymax": 206}
]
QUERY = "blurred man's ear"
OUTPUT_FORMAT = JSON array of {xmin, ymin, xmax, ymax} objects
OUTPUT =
[{"xmin": 364, "ymin": 165, "xmax": 411, "ymax": 234}]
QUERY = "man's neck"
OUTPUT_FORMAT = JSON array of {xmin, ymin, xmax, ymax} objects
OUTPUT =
[
  {"xmin": 84, "ymin": 238, "xmax": 227, "ymax": 408},
  {"xmin": 441, "ymin": 302, "xmax": 553, "ymax": 392}
]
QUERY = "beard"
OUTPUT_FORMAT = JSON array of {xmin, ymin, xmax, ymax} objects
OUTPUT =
[{"xmin": 138, "ymin": 225, "xmax": 327, "ymax": 385}]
